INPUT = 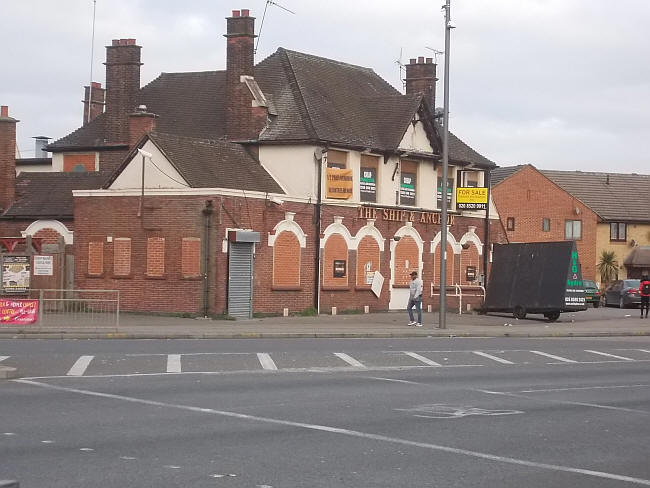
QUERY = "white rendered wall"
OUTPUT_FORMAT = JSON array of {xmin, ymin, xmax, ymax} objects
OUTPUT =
[
  {"xmin": 110, "ymin": 140, "xmax": 187, "ymax": 189},
  {"xmin": 398, "ymin": 119, "xmax": 434, "ymax": 153},
  {"xmin": 259, "ymin": 145, "xmax": 317, "ymax": 198}
]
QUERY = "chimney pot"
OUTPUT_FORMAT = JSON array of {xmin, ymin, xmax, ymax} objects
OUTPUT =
[
  {"xmin": 232, "ymin": 10, "xmax": 240, "ymax": 17},
  {"xmin": 91, "ymin": 81, "xmax": 101, "ymax": 88},
  {"xmin": 126, "ymin": 38, "xmax": 136, "ymax": 45},
  {"xmin": 241, "ymin": 9, "xmax": 250, "ymax": 16},
  {"xmin": 112, "ymin": 39, "xmax": 120, "ymax": 46},
  {"xmin": 426, "ymin": 57, "xmax": 433, "ymax": 64},
  {"xmin": 409, "ymin": 58, "xmax": 417, "ymax": 65},
  {"xmin": 418, "ymin": 56, "xmax": 425, "ymax": 63},
  {"xmin": 0, "ymin": 106, "xmax": 7, "ymax": 118}
]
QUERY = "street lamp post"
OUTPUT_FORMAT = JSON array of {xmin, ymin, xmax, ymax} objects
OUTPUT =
[{"xmin": 439, "ymin": 0, "xmax": 452, "ymax": 329}]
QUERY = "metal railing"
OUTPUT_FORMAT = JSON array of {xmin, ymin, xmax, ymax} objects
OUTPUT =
[
  {"xmin": 27, "ymin": 289, "xmax": 120, "ymax": 328},
  {"xmin": 431, "ymin": 283, "xmax": 486, "ymax": 314}
]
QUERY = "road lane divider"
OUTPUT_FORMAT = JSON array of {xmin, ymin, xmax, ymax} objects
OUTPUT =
[
  {"xmin": 334, "ymin": 353, "xmax": 366, "ymax": 368},
  {"xmin": 403, "ymin": 352, "xmax": 441, "ymax": 367},
  {"xmin": 167, "ymin": 355, "xmax": 182, "ymax": 373},
  {"xmin": 472, "ymin": 351, "xmax": 514, "ymax": 364},
  {"xmin": 66, "ymin": 356, "xmax": 94, "ymax": 376},
  {"xmin": 257, "ymin": 353, "xmax": 278, "ymax": 371},
  {"xmin": 529, "ymin": 351, "xmax": 577, "ymax": 363},
  {"xmin": 584, "ymin": 350, "xmax": 634, "ymax": 361}
]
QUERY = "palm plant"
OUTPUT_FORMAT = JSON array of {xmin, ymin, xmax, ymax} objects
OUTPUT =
[{"xmin": 597, "ymin": 250, "xmax": 619, "ymax": 285}]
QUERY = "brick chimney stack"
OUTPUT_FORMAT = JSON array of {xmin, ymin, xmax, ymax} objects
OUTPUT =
[
  {"xmin": 128, "ymin": 105, "xmax": 158, "ymax": 147},
  {"xmin": 83, "ymin": 81, "xmax": 106, "ymax": 125},
  {"xmin": 405, "ymin": 57, "xmax": 437, "ymax": 109},
  {"xmin": 225, "ymin": 9, "xmax": 257, "ymax": 141},
  {"xmin": 104, "ymin": 39, "xmax": 142, "ymax": 143},
  {"xmin": 0, "ymin": 105, "xmax": 18, "ymax": 213}
]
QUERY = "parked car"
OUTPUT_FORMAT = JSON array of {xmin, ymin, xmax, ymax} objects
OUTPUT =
[
  {"xmin": 603, "ymin": 279, "xmax": 642, "ymax": 308},
  {"xmin": 583, "ymin": 280, "xmax": 601, "ymax": 307}
]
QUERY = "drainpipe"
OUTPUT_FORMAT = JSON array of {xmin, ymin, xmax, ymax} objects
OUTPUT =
[
  {"xmin": 314, "ymin": 147, "xmax": 326, "ymax": 313},
  {"xmin": 483, "ymin": 168, "xmax": 491, "ymax": 289},
  {"xmin": 202, "ymin": 200, "xmax": 214, "ymax": 317}
]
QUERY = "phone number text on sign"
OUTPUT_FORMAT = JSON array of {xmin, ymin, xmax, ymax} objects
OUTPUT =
[{"xmin": 0, "ymin": 299, "xmax": 39, "ymax": 325}]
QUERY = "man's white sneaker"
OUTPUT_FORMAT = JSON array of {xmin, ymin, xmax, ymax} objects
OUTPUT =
[
  {"xmin": 407, "ymin": 321, "xmax": 416, "ymax": 326},
  {"xmin": 415, "ymin": 323, "xmax": 423, "ymax": 327}
]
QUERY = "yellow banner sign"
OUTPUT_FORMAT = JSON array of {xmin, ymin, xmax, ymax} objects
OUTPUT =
[
  {"xmin": 456, "ymin": 187, "xmax": 488, "ymax": 204},
  {"xmin": 326, "ymin": 168, "xmax": 353, "ymax": 199}
]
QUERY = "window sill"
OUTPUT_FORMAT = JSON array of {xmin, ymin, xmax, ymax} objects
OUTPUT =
[
  {"xmin": 85, "ymin": 273, "xmax": 104, "ymax": 278},
  {"xmin": 111, "ymin": 274, "xmax": 134, "ymax": 279},
  {"xmin": 181, "ymin": 275, "xmax": 203, "ymax": 281},
  {"xmin": 321, "ymin": 285, "xmax": 351, "ymax": 291},
  {"xmin": 145, "ymin": 274, "xmax": 167, "ymax": 280},
  {"xmin": 272, "ymin": 285, "xmax": 303, "ymax": 291}
]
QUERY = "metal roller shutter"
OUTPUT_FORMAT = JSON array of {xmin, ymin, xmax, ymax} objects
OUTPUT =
[{"xmin": 228, "ymin": 242, "xmax": 254, "ymax": 319}]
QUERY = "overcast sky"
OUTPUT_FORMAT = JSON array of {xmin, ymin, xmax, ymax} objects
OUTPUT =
[{"xmin": 2, "ymin": 0, "xmax": 649, "ymax": 173}]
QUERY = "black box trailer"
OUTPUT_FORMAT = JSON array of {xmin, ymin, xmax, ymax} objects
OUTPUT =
[{"xmin": 484, "ymin": 241, "xmax": 587, "ymax": 321}]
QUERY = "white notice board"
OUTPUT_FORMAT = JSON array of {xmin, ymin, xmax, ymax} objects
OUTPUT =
[
  {"xmin": 33, "ymin": 255, "xmax": 54, "ymax": 276},
  {"xmin": 371, "ymin": 271, "xmax": 384, "ymax": 298}
]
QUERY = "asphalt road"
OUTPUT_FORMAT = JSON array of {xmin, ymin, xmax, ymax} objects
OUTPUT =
[{"xmin": 2, "ymin": 336, "xmax": 650, "ymax": 487}]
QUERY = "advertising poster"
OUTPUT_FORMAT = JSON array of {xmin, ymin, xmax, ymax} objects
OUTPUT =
[
  {"xmin": 400, "ymin": 172, "xmax": 416, "ymax": 206},
  {"xmin": 33, "ymin": 255, "xmax": 54, "ymax": 276},
  {"xmin": 326, "ymin": 168, "xmax": 353, "ymax": 199},
  {"xmin": 360, "ymin": 167, "xmax": 377, "ymax": 202},
  {"xmin": 0, "ymin": 299, "xmax": 38, "ymax": 325},
  {"xmin": 2, "ymin": 256, "xmax": 31, "ymax": 294}
]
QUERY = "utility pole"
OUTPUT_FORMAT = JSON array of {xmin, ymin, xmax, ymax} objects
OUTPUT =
[{"xmin": 439, "ymin": 0, "xmax": 453, "ymax": 329}]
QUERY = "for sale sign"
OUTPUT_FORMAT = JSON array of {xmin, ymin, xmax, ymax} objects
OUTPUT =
[{"xmin": 0, "ymin": 299, "xmax": 38, "ymax": 325}]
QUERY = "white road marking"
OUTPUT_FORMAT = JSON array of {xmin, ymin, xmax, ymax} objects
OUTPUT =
[
  {"xmin": 164, "ymin": 465, "xmax": 181, "ymax": 469},
  {"xmin": 120, "ymin": 456, "xmax": 137, "ymax": 460},
  {"xmin": 79, "ymin": 448, "xmax": 94, "ymax": 452},
  {"xmin": 636, "ymin": 349, "xmax": 650, "ymax": 355},
  {"xmin": 167, "ymin": 355, "xmax": 182, "ymax": 373},
  {"xmin": 478, "ymin": 389, "xmax": 650, "ymax": 415},
  {"xmin": 127, "ymin": 352, "xmax": 251, "ymax": 357},
  {"xmin": 3, "ymin": 433, "xmax": 16, "ymax": 436},
  {"xmin": 41, "ymin": 440, "xmax": 54, "ymax": 444},
  {"xmin": 0, "ymin": 356, "xmax": 9, "ymax": 362},
  {"xmin": 67, "ymin": 356, "xmax": 94, "ymax": 376},
  {"xmin": 334, "ymin": 353, "xmax": 366, "ymax": 368},
  {"xmin": 472, "ymin": 351, "xmax": 514, "ymax": 364},
  {"xmin": 15, "ymin": 379, "xmax": 650, "ymax": 487},
  {"xmin": 584, "ymin": 350, "xmax": 634, "ymax": 361},
  {"xmin": 548, "ymin": 360, "xmax": 650, "ymax": 365},
  {"xmin": 403, "ymin": 352, "xmax": 441, "ymax": 366},
  {"xmin": 529, "ymin": 350, "xmax": 577, "ymax": 363},
  {"xmin": 257, "ymin": 353, "xmax": 278, "ymax": 371},
  {"xmin": 364, "ymin": 376, "xmax": 423, "ymax": 385},
  {"xmin": 519, "ymin": 384, "xmax": 650, "ymax": 393}
]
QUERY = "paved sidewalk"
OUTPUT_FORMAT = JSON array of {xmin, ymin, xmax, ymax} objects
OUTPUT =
[{"xmin": 0, "ymin": 307, "xmax": 648, "ymax": 339}]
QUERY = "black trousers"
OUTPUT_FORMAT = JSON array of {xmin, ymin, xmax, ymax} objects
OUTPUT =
[{"xmin": 642, "ymin": 296, "xmax": 649, "ymax": 316}]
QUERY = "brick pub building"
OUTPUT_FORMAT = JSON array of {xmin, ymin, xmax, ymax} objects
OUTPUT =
[{"xmin": 2, "ymin": 8, "xmax": 505, "ymax": 318}]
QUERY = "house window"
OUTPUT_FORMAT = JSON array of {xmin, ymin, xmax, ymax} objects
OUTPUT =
[
  {"xmin": 360, "ymin": 154, "xmax": 379, "ymax": 203},
  {"xmin": 146, "ymin": 237, "xmax": 165, "ymax": 277},
  {"xmin": 113, "ymin": 238, "xmax": 131, "ymax": 276},
  {"xmin": 400, "ymin": 160, "xmax": 418, "ymax": 206},
  {"xmin": 181, "ymin": 237, "xmax": 201, "ymax": 278},
  {"xmin": 437, "ymin": 177, "xmax": 454, "ymax": 208},
  {"xmin": 610, "ymin": 222, "xmax": 626, "ymax": 242},
  {"xmin": 565, "ymin": 220, "xmax": 582, "ymax": 240},
  {"xmin": 542, "ymin": 218, "xmax": 551, "ymax": 232},
  {"xmin": 272, "ymin": 231, "xmax": 301, "ymax": 288},
  {"xmin": 87, "ymin": 241, "xmax": 103, "ymax": 275},
  {"xmin": 327, "ymin": 149, "xmax": 347, "ymax": 169},
  {"xmin": 506, "ymin": 217, "xmax": 515, "ymax": 231}
]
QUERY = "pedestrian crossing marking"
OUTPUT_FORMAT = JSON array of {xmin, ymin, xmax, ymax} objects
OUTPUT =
[
  {"xmin": 167, "ymin": 355, "xmax": 182, "ymax": 373},
  {"xmin": 403, "ymin": 352, "xmax": 441, "ymax": 367},
  {"xmin": 257, "ymin": 353, "xmax": 278, "ymax": 370},
  {"xmin": 67, "ymin": 356, "xmax": 94, "ymax": 376},
  {"xmin": 0, "ymin": 356, "xmax": 9, "ymax": 362},
  {"xmin": 334, "ymin": 353, "xmax": 366, "ymax": 368},
  {"xmin": 529, "ymin": 351, "xmax": 577, "ymax": 363},
  {"xmin": 584, "ymin": 350, "xmax": 634, "ymax": 361},
  {"xmin": 472, "ymin": 351, "xmax": 514, "ymax": 364}
]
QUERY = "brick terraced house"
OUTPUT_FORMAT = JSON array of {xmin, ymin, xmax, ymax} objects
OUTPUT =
[
  {"xmin": 1, "ymin": 8, "xmax": 505, "ymax": 318},
  {"xmin": 491, "ymin": 164, "xmax": 650, "ymax": 282}
]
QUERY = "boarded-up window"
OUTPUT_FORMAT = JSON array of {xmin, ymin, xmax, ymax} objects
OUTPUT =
[
  {"xmin": 356, "ymin": 236, "xmax": 380, "ymax": 287},
  {"xmin": 182, "ymin": 237, "xmax": 201, "ymax": 277},
  {"xmin": 273, "ymin": 231, "xmax": 301, "ymax": 288},
  {"xmin": 393, "ymin": 236, "xmax": 419, "ymax": 287},
  {"xmin": 360, "ymin": 154, "xmax": 379, "ymax": 203},
  {"xmin": 63, "ymin": 153, "xmax": 95, "ymax": 172},
  {"xmin": 400, "ymin": 160, "xmax": 418, "ymax": 206},
  {"xmin": 323, "ymin": 233, "xmax": 348, "ymax": 288},
  {"xmin": 433, "ymin": 242, "xmax": 455, "ymax": 286},
  {"xmin": 113, "ymin": 238, "xmax": 131, "ymax": 276},
  {"xmin": 147, "ymin": 237, "xmax": 165, "ymax": 277},
  {"xmin": 88, "ymin": 241, "xmax": 103, "ymax": 275}
]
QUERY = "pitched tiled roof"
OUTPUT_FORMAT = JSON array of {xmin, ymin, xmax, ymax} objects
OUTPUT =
[
  {"xmin": 1, "ymin": 172, "xmax": 106, "ymax": 219},
  {"xmin": 623, "ymin": 246, "xmax": 650, "ymax": 266},
  {"xmin": 490, "ymin": 165, "xmax": 526, "ymax": 186},
  {"xmin": 48, "ymin": 47, "xmax": 494, "ymax": 168},
  {"xmin": 116, "ymin": 132, "xmax": 283, "ymax": 193},
  {"xmin": 541, "ymin": 170, "xmax": 650, "ymax": 222}
]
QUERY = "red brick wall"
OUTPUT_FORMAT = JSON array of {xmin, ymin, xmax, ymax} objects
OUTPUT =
[
  {"xmin": 393, "ymin": 236, "xmax": 419, "ymax": 287},
  {"xmin": 322, "ymin": 233, "xmax": 349, "ymax": 289},
  {"xmin": 272, "ymin": 231, "xmax": 300, "ymax": 288},
  {"xmin": 459, "ymin": 244, "xmax": 480, "ymax": 285},
  {"xmin": 74, "ymin": 192, "xmax": 506, "ymax": 315},
  {"xmin": 113, "ymin": 238, "xmax": 131, "ymax": 276},
  {"xmin": 0, "ymin": 112, "xmax": 16, "ymax": 212},
  {"xmin": 63, "ymin": 153, "xmax": 95, "ymax": 172},
  {"xmin": 433, "ymin": 243, "xmax": 454, "ymax": 286},
  {"xmin": 181, "ymin": 237, "xmax": 201, "ymax": 278},
  {"xmin": 491, "ymin": 165, "xmax": 598, "ymax": 280},
  {"xmin": 88, "ymin": 241, "xmax": 104, "ymax": 275},
  {"xmin": 356, "ymin": 236, "xmax": 380, "ymax": 288},
  {"xmin": 33, "ymin": 228, "xmax": 63, "ymax": 245}
]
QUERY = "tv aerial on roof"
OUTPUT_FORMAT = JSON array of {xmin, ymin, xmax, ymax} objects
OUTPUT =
[
  {"xmin": 425, "ymin": 46, "xmax": 444, "ymax": 63},
  {"xmin": 395, "ymin": 47, "xmax": 406, "ymax": 90},
  {"xmin": 255, "ymin": 0, "xmax": 296, "ymax": 54}
]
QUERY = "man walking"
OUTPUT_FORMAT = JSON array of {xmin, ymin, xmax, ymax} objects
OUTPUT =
[
  {"xmin": 640, "ymin": 275, "xmax": 650, "ymax": 319},
  {"xmin": 407, "ymin": 270, "xmax": 423, "ymax": 327}
]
